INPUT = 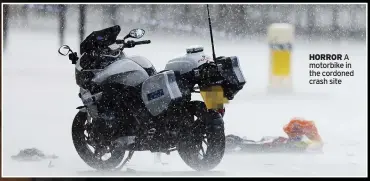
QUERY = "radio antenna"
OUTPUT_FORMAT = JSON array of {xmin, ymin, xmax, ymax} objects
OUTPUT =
[{"xmin": 206, "ymin": 4, "xmax": 217, "ymax": 61}]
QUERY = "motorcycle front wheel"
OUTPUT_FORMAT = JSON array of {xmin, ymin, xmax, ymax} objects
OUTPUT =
[
  {"xmin": 71, "ymin": 110, "xmax": 132, "ymax": 170},
  {"xmin": 178, "ymin": 101, "xmax": 225, "ymax": 171}
]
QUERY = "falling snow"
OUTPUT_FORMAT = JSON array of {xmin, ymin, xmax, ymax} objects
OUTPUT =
[{"xmin": 2, "ymin": 4, "xmax": 367, "ymax": 177}]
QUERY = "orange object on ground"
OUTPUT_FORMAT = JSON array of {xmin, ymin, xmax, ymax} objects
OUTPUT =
[{"xmin": 283, "ymin": 118, "xmax": 323, "ymax": 143}]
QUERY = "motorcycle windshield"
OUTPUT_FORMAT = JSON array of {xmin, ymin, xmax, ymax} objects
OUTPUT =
[{"xmin": 80, "ymin": 25, "xmax": 121, "ymax": 54}]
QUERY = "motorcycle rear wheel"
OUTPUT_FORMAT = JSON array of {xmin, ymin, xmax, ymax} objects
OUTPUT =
[
  {"xmin": 71, "ymin": 110, "xmax": 132, "ymax": 170},
  {"xmin": 178, "ymin": 101, "xmax": 225, "ymax": 171}
]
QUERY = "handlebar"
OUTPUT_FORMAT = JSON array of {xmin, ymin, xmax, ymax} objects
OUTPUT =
[
  {"xmin": 135, "ymin": 40, "xmax": 151, "ymax": 45},
  {"xmin": 115, "ymin": 39, "xmax": 151, "ymax": 49},
  {"xmin": 115, "ymin": 40, "xmax": 125, "ymax": 44}
]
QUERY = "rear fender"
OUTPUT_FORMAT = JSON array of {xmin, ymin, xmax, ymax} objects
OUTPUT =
[{"xmin": 190, "ymin": 101, "xmax": 224, "ymax": 126}]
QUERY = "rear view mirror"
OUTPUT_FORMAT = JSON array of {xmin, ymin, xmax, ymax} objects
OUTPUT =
[
  {"xmin": 129, "ymin": 28, "xmax": 145, "ymax": 39},
  {"xmin": 125, "ymin": 28, "xmax": 145, "ymax": 40},
  {"xmin": 57, "ymin": 45, "xmax": 79, "ymax": 64},
  {"xmin": 58, "ymin": 45, "xmax": 72, "ymax": 56}
]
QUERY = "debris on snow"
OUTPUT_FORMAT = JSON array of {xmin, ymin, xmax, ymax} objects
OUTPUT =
[
  {"xmin": 11, "ymin": 148, "xmax": 58, "ymax": 162},
  {"xmin": 48, "ymin": 160, "xmax": 55, "ymax": 168}
]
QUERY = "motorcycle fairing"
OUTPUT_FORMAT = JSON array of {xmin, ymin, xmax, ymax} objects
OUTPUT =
[{"xmin": 92, "ymin": 58, "xmax": 149, "ymax": 87}]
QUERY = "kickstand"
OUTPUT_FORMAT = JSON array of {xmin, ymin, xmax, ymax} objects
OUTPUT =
[
  {"xmin": 154, "ymin": 153, "xmax": 169, "ymax": 165},
  {"xmin": 48, "ymin": 160, "xmax": 54, "ymax": 168}
]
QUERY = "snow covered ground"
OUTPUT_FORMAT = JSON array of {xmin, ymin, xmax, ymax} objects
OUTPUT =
[{"xmin": 2, "ymin": 29, "xmax": 367, "ymax": 177}]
